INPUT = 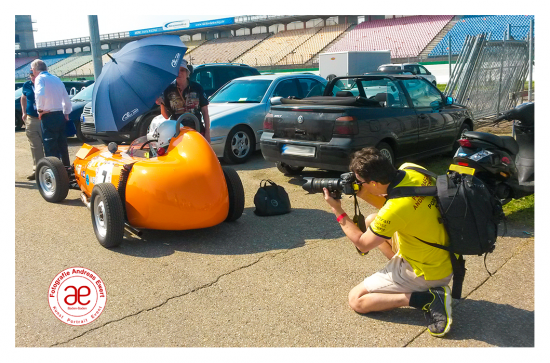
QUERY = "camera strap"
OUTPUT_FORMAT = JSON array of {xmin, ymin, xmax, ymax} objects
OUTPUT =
[{"xmin": 353, "ymin": 194, "xmax": 369, "ymax": 256}]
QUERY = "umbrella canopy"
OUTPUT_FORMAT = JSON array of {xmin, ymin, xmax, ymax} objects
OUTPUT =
[{"xmin": 92, "ymin": 35, "xmax": 187, "ymax": 132}]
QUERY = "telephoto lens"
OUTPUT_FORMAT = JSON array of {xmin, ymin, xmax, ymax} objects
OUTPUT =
[{"xmin": 302, "ymin": 172, "xmax": 357, "ymax": 199}]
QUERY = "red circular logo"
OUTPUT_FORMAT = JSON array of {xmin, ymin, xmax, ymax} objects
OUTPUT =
[{"xmin": 48, "ymin": 267, "xmax": 107, "ymax": 326}]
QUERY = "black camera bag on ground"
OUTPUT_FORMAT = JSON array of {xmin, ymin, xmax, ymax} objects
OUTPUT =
[
  {"xmin": 387, "ymin": 166, "xmax": 505, "ymax": 299},
  {"xmin": 254, "ymin": 179, "xmax": 291, "ymax": 216}
]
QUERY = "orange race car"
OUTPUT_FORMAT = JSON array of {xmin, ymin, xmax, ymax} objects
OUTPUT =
[{"xmin": 35, "ymin": 114, "xmax": 244, "ymax": 248}]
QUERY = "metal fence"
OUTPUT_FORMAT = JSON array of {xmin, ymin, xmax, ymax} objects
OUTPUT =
[{"xmin": 445, "ymin": 33, "xmax": 533, "ymax": 119}]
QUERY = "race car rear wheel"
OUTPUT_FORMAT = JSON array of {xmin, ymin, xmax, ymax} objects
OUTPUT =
[
  {"xmin": 222, "ymin": 166, "xmax": 244, "ymax": 222},
  {"xmin": 91, "ymin": 183, "xmax": 125, "ymax": 248},
  {"xmin": 36, "ymin": 157, "xmax": 70, "ymax": 203}
]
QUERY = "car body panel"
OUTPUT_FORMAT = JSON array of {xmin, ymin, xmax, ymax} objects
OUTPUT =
[{"xmin": 73, "ymin": 127, "xmax": 229, "ymax": 230}]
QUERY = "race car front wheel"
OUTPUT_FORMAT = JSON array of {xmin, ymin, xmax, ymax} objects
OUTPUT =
[
  {"xmin": 91, "ymin": 183, "xmax": 125, "ymax": 248},
  {"xmin": 222, "ymin": 166, "xmax": 244, "ymax": 222},
  {"xmin": 36, "ymin": 157, "xmax": 70, "ymax": 203}
]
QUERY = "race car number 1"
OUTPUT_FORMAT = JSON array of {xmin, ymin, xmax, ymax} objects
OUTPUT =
[{"xmin": 95, "ymin": 163, "xmax": 114, "ymax": 184}]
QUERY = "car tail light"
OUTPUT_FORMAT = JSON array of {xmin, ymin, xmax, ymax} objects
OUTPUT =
[
  {"xmin": 334, "ymin": 116, "xmax": 358, "ymax": 135},
  {"xmin": 264, "ymin": 113, "xmax": 274, "ymax": 131},
  {"xmin": 458, "ymin": 162, "xmax": 469, "ymax": 167},
  {"xmin": 458, "ymin": 139, "xmax": 473, "ymax": 148}
]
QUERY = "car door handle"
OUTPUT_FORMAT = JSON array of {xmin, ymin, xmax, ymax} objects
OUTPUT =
[{"xmin": 419, "ymin": 114, "xmax": 428, "ymax": 119}]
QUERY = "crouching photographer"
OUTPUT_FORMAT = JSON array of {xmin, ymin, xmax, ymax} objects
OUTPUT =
[{"xmin": 310, "ymin": 147, "xmax": 454, "ymax": 337}]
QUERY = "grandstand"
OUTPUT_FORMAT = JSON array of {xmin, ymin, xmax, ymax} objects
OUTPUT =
[
  {"xmin": 183, "ymin": 34, "xmax": 269, "ymax": 64},
  {"xmin": 429, "ymin": 15, "xmax": 535, "ymax": 57},
  {"xmin": 15, "ymin": 15, "xmax": 534, "ymax": 80},
  {"xmin": 327, "ymin": 15, "xmax": 454, "ymax": 59},
  {"xmin": 237, "ymin": 27, "xmax": 322, "ymax": 66},
  {"xmin": 276, "ymin": 23, "xmax": 350, "ymax": 65},
  {"xmin": 68, "ymin": 50, "xmax": 120, "ymax": 77},
  {"xmin": 15, "ymin": 53, "xmax": 72, "ymax": 79}
]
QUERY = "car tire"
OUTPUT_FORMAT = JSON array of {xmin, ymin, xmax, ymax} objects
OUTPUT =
[
  {"xmin": 276, "ymin": 162, "xmax": 304, "ymax": 175},
  {"xmin": 90, "ymin": 183, "xmax": 125, "ymax": 248},
  {"xmin": 75, "ymin": 121, "xmax": 95, "ymax": 142},
  {"xmin": 223, "ymin": 125, "xmax": 255, "ymax": 164},
  {"xmin": 15, "ymin": 111, "xmax": 24, "ymax": 131},
  {"xmin": 376, "ymin": 142, "xmax": 395, "ymax": 166},
  {"xmin": 222, "ymin": 166, "xmax": 245, "ymax": 222},
  {"xmin": 97, "ymin": 139, "xmax": 111, "ymax": 146},
  {"xmin": 36, "ymin": 157, "xmax": 70, "ymax": 203},
  {"xmin": 452, "ymin": 123, "xmax": 472, "ymax": 154}
]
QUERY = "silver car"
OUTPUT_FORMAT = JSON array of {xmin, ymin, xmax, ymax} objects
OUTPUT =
[{"xmin": 209, "ymin": 73, "xmax": 327, "ymax": 164}]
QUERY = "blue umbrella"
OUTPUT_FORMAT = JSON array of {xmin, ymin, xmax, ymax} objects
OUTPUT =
[{"xmin": 92, "ymin": 35, "xmax": 187, "ymax": 132}]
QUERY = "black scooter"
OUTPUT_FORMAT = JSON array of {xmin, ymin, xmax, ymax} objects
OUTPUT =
[{"xmin": 451, "ymin": 102, "xmax": 534, "ymax": 204}]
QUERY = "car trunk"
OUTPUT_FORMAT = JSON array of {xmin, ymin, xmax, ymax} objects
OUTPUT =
[{"xmin": 270, "ymin": 105, "xmax": 347, "ymax": 142}]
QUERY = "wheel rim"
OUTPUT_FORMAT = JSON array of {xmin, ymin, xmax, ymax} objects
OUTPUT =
[
  {"xmin": 380, "ymin": 149, "xmax": 393, "ymax": 165},
  {"xmin": 230, "ymin": 131, "xmax": 250, "ymax": 158},
  {"xmin": 38, "ymin": 166, "xmax": 56, "ymax": 198},
  {"xmin": 93, "ymin": 196, "xmax": 107, "ymax": 238}
]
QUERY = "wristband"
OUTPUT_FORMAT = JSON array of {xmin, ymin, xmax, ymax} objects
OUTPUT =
[{"xmin": 336, "ymin": 213, "xmax": 347, "ymax": 222}]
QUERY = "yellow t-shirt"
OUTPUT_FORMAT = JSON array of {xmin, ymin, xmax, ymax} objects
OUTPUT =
[{"xmin": 369, "ymin": 163, "xmax": 452, "ymax": 280}]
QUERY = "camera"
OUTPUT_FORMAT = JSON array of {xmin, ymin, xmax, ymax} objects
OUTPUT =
[{"xmin": 302, "ymin": 172, "xmax": 357, "ymax": 199}]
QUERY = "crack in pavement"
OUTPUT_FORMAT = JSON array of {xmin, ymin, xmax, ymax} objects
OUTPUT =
[
  {"xmin": 403, "ymin": 239, "xmax": 533, "ymax": 347},
  {"xmin": 50, "ymin": 250, "xmax": 290, "ymax": 347}
]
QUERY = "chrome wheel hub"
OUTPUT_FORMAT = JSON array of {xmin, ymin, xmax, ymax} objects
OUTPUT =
[
  {"xmin": 231, "ymin": 132, "xmax": 250, "ymax": 158},
  {"xmin": 38, "ymin": 167, "xmax": 55, "ymax": 197},
  {"xmin": 94, "ymin": 197, "xmax": 107, "ymax": 238}
]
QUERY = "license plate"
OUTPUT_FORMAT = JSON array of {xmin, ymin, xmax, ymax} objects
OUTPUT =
[
  {"xmin": 281, "ymin": 144, "xmax": 315, "ymax": 157},
  {"xmin": 449, "ymin": 164, "xmax": 475, "ymax": 175}
]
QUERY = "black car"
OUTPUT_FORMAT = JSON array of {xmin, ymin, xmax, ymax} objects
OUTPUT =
[
  {"xmin": 80, "ymin": 63, "xmax": 260, "ymax": 144},
  {"xmin": 190, "ymin": 63, "xmax": 260, "ymax": 98},
  {"xmin": 260, "ymin": 75, "xmax": 475, "ymax": 173}
]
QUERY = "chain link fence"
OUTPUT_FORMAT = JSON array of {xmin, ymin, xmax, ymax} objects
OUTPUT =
[{"xmin": 445, "ymin": 33, "xmax": 533, "ymax": 119}]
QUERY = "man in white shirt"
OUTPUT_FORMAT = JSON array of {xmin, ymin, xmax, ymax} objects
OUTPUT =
[{"xmin": 31, "ymin": 59, "xmax": 72, "ymax": 167}]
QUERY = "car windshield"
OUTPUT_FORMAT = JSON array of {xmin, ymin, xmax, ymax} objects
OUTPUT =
[
  {"xmin": 210, "ymin": 79, "xmax": 272, "ymax": 103},
  {"xmin": 71, "ymin": 83, "xmax": 94, "ymax": 102},
  {"xmin": 15, "ymin": 88, "xmax": 23, "ymax": 98},
  {"xmin": 127, "ymin": 136, "xmax": 158, "ymax": 159}
]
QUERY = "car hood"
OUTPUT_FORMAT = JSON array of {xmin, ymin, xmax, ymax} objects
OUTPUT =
[{"xmin": 208, "ymin": 103, "xmax": 262, "ymax": 118}]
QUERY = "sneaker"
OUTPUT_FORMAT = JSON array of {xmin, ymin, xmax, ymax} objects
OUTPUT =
[
  {"xmin": 422, "ymin": 286, "xmax": 452, "ymax": 337},
  {"xmin": 27, "ymin": 172, "xmax": 36, "ymax": 181}
]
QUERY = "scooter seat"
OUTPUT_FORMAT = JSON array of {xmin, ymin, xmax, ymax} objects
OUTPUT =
[{"xmin": 463, "ymin": 131, "xmax": 519, "ymax": 155}]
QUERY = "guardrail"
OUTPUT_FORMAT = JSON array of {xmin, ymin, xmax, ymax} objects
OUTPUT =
[{"xmin": 36, "ymin": 32, "xmax": 130, "ymax": 48}]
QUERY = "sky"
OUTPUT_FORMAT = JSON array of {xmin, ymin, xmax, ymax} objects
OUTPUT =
[{"xmin": 30, "ymin": 15, "xmax": 237, "ymax": 44}]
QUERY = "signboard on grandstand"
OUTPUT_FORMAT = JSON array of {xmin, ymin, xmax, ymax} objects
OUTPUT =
[{"xmin": 129, "ymin": 17, "xmax": 235, "ymax": 37}]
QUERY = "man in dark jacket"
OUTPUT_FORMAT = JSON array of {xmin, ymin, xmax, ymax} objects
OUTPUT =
[{"xmin": 156, "ymin": 59, "xmax": 210, "ymax": 142}]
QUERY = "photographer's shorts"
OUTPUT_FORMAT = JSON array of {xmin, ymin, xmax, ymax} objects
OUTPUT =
[{"xmin": 363, "ymin": 255, "xmax": 452, "ymax": 294}]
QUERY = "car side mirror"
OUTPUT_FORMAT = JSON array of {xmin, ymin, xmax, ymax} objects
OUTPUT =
[
  {"xmin": 445, "ymin": 96, "xmax": 454, "ymax": 105},
  {"xmin": 270, "ymin": 97, "xmax": 283, "ymax": 105}
]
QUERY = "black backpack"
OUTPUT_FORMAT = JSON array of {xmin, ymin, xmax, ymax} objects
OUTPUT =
[{"xmin": 387, "ymin": 166, "xmax": 505, "ymax": 299}]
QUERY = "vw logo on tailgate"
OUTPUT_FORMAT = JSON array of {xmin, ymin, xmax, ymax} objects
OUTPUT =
[{"xmin": 297, "ymin": 115, "xmax": 304, "ymax": 124}]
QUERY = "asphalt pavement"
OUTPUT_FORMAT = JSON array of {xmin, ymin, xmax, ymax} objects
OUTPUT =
[{"xmin": 13, "ymin": 130, "xmax": 535, "ymax": 351}]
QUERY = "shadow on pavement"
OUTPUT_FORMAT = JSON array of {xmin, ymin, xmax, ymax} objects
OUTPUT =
[
  {"xmin": 218, "ymin": 151, "xmax": 273, "ymax": 171},
  {"xmin": 108, "ymin": 207, "xmax": 344, "ymax": 258},
  {"xmin": 363, "ymin": 299, "xmax": 534, "ymax": 347}
]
